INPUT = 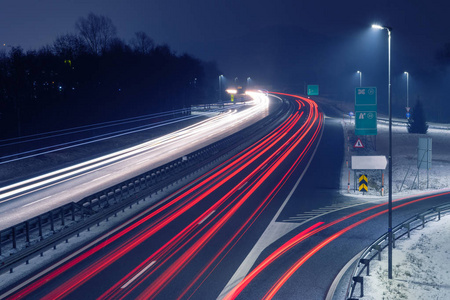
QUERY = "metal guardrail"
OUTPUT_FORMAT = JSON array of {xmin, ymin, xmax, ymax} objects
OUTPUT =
[
  {"xmin": 0, "ymin": 99, "xmax": 294, "ymax": 275},
  {"xmin": 346, "ymin": 202, "xmax": 450, "ymax": 299}
]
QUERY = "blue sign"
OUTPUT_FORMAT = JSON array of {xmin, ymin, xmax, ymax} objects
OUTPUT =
[
  {"xmin": 349, "ymin": 112, "xmax": 354, "ymax": 117},
  {"xmin": 406, "ymin": 112, "xmax": 411, "ymax": 118}
]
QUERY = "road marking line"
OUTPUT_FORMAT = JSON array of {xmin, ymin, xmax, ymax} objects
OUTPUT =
[
  {"xmin": 121, "ymin": 260, "xmax": 156, "ymax": 289},
  {"xmin": 23, "ymin": 196, "xmax": 52, "ymax": 207},
  {"xmin": 238, "ymin": 182, "xmax": 248, "ymax": 190},
  {"xmin": 91, "ymin": 174, "xmax": 112, "ymax": 182},
  {"xmin": 198, "ymin": 210, "xmax": 215, "ymax": 225}
]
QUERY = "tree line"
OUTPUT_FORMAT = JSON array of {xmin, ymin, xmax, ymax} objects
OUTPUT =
[{"xmin": 0, "ymin": 13, "xmax": 220, "ymax": 138}]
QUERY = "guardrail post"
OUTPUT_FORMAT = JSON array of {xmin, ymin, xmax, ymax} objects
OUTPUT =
[
  {"xmin": 12, "ymin": 226, "xmax": 17, "ymax": 249},
  {"xmin": 353, "ymin": 276, "xmax": 364, "ymax": 297},
  {"xmin": 402, "ymin": 223, "xmax": 410, "ymax": 238},
  {"xmin": 434, "ymin": 207, "xmax": 441, "ymax": 220},
  {"xmin": 61, "ymin": 208, "xmax": 65, "ymax": 226},
  {"xmin": 360, "ymin": 259, "xmax": 370, "ymax": 276},
  {"xmin": 418, "ymin": 214, "xmax": 425, "ymax": 228},
  {"xmin": 25, "ymin": 221, "xmax": 30, "ymax": 244},
  {"xmin": 38, "ymin": 216, "xmax": 43, "ymax": 240},
  {"xmin": 50, "ymin": 212, "xmax": 55, "ymax": 233},
  {"xmin": 372, "ymin": 245, "xmax": 382, "ymax": 261},
  {"xmin": 72, "ymin": 203, "xmax": 76, "ymax": 221}
]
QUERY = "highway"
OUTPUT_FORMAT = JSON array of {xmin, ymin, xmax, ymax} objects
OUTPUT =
[
  {"xmin": 1, "ymin": 92, "xmax": 449, "ymax": 299},
  {"xmin": 0, "ymin": 94, "xmax": 269, "ymax": 230},
  {"xmin": 0, "ymin": 93, "xmax": 323, "ymax": 299}
]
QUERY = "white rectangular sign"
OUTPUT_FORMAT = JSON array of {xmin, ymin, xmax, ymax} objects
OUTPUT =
[{"xmin": 351, "ymin": 155, "xmax": 387, "ymax": 170}]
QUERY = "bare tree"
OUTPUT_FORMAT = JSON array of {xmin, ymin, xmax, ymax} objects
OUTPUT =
[
  {"xmin": 130, "ymin": 31, "xmax": 154, "ymax": 54},
  {"xmin": 75, "ymin": 13, "xmax": 117, "ymax": 55},
  {"xmin": 53, "ymin": 33, "xmax": 87, "ymax": 58}
]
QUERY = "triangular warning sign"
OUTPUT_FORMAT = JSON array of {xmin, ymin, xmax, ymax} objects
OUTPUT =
[{"xmin": 354, "ymin": 138, "xmax": 364, "ymax": 148}]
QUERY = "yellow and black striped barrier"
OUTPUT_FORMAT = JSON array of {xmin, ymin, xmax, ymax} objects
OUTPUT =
[{"xmin": 359, "ymin": 174, "xmax": 368, "ymax": 192}]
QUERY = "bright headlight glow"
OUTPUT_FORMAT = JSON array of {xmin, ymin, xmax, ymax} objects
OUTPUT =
[
  {"xmin": 226, "ymin": 89, "xmax": 237, "ymax": 94},
  {"xmin": 245, "ymin": 90, "xmax": 269, "ymax": 105}
]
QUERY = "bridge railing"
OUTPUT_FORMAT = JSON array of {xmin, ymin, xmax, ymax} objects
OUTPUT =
[{"xmin": 346, "ymin": 201, "xmax": 450, "ymax": 299}]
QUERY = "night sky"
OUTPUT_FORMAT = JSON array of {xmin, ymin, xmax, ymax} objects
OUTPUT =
[{"xmin": 2, "ymin": 0, "xmax": 450, "ymax": 118}]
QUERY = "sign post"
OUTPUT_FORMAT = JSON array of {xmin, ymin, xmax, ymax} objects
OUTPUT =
[
  {"xmin": 355, "ymin": 87, "xmax": 377, "ymax": 135},
  {"xmin": 417, "ymin": 137, "xmax": 432, "ymax": 188}
]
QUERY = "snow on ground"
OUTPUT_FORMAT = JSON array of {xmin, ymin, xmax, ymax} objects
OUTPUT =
[
  {"xmin": 341, "ymin": 117, "xmax": 450, "ymax": 196},
  {"xmin": 362, "ymin": 214, "xmax": 450, "ymax": 300}
]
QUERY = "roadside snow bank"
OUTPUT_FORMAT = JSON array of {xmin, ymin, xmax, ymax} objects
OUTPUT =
[{"xmin": 363, "ymin": 214, "xmax": 450, "ymax": 299}]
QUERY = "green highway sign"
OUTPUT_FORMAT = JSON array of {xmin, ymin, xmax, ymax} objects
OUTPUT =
[
  {"xmin": 307, "ymin": 85, "xmax": 319, "ymax": 96},
  {"xmin": 355, "ymin": 87, "xmax": 377, "ymax": 135}
]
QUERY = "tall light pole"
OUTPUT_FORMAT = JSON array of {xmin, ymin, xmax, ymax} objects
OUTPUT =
[
  {"xmin": 247, "ymin": 77, "xmax": 251, "ymax": 87},
  {"xmin": 357, "ymin": 70, "xmax": 362, "ymax": 87},
  {"xmin": 219, "ymin": 75, "xmax": 224, "ymax": 102},
  {"xmin": 372, "ymin": 23, "xmax": 393, "ymax": 280},
  {"xmin": 404, "ymin": 71, "xmax": 409, "ymax": 113}
]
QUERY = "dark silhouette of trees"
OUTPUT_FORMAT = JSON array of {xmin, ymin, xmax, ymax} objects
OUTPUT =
[
  {"xmin": 75, "ymin": 13, "xmax": 117, "ymax": 55},
  {"xmin": 130, "ymin": 32, "xmax": 154, "ymax": 55},
  {"xmin": 53, "ymin": 33, "xmax": 87, "ymax": 60},
  {"xmin": 408, "ymin": 99, "xmax": 429, "ymax": 134},
  {"xmin": 0, "ymin": 13, "xmax": 222, "ymax": 139}
]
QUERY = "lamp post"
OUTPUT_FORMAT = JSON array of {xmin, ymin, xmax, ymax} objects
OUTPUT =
[
  {"xmin": 404, "ymin": 71, "xmax": 409, "ymax": 114},
  {"xmin": 357, "ymin": 70, "xmax": 362, "ymax": 87},
  {"xmin": 372, "ymin": 23, "xmax": 393, "ymax": 280},
  {"xmin": 219, "ymin": 75, "xmax": 224, "ymax": 102},
  {"xmin": 247, "ymin": 77, "xmax": 251, "ymax": 87}
]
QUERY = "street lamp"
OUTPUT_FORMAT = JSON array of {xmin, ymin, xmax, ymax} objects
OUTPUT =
[
  {"xmin": 357, "ymin": 71, "xmax": 362, "ymax": 87},
  {"xmin": 247, "ymin": 77, "xmax": 251, "ymax": 87},
  {"xmin": 404, "ymin": 71, "xmax": 409, "ymax": 114},
  {"xmin": 372, "ymin": 23, "xmax": 393, "ymax": 279},
  {"xmin": 219, "ymin": 75, "xmax": 224, "ymax": 102}
]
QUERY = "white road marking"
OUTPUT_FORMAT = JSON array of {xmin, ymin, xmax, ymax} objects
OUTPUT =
[
  {"xmin": 198, "ymin": 210, "xmax": 215, "ymax": 225},
  {"xmin": 91, "ymin": 174, "xmax": 112, "ymax": 182},
  {"xmin": 121, "ymin": 260, "xmax": 156, "ymax": 289},
  {"xmin": 23, "ymin": 196, "xmax": 52, "ymax": 208},
  {"xmin": 238, "ymin": 182, "xmax": 248, "ymax": 191}
]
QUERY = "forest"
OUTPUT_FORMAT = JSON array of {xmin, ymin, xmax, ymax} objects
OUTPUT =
[{"xmin": 0, "ymin": 13, "xmax": 220, "ymax": 138}]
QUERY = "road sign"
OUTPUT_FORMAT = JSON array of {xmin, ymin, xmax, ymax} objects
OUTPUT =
[
  {"xmin": 351, "ymin": 156, "xmax": 387, "ymax": 170},
  {"xmin": 406, "ymin": 107, "xmax": 410, "ymax": 112},
  {"xmin": 355, "ymin": 87, "xmax": 377, "ymax": 135},
  {"xmin": 354, "ymin": 138, "xmax": 364, "ymax": 148},
  {"xmin": 307, "ymin": 85, "xmax": 319, "ymax": 96},
  {"xmin": 418, "ymin": 137, "xmax": 432, "ymax": 169},
  {"xmin": 359, "ymin": 174, "xmax": 368, "ymax": 192},
  {"xmin": 406, "ymin": 112, "xmax": 411, "ymax": 119}
]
